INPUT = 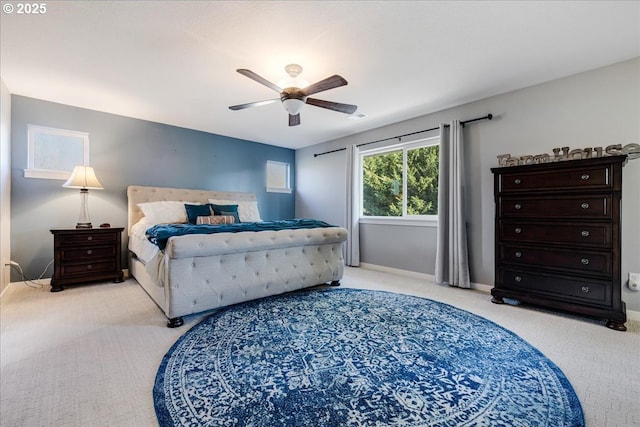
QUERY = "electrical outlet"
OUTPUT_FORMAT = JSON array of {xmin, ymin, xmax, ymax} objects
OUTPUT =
[{"xmin": 629, "ymin": 272, "xmax": 640, "ymax": 291}]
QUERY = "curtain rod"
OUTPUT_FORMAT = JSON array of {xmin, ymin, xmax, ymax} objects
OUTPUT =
[{"xmin": 313, "ymin": 113, "xmax": 492, "ymax": 157}]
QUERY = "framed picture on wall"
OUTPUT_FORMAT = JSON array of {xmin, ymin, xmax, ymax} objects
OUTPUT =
[{"xmin": 24, "ymin": 125, "xmax": 89, "ymax": 180}]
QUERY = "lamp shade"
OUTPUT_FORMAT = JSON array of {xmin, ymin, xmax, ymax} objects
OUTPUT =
[{"xmin": 63, "ymin": 166, "xmax": 103, "ymax": 190}]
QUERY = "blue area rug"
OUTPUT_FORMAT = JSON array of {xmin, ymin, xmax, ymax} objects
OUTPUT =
[{"xmin": 154, "ymin": 288, "xmax": 584, "ymax": 426}]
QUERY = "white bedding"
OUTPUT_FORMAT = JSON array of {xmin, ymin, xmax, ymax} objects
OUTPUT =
[{"xmin": 129, "ymin": 219, "xmax": 159, "ymax": 265}]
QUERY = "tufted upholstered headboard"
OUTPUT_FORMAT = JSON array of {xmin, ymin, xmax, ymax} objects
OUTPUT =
[{"xmin": 127, "ymin": 185, "xmax": 257, "ymax": 235}]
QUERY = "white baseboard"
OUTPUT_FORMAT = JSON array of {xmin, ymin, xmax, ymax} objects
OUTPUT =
[
  {"xmin": 356, "ymin": 263, "xmax": 640, "ymax": 322},
  {"xmin": 0, "ymin": 277, "xmax": 51, "ymax": 298},
  {"xmin": 358, "ymin": 262, "xmax": 491, "ymax": 293}
]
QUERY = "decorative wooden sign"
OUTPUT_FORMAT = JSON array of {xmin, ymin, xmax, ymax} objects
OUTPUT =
[{"xmin": 497, "ymin": 143, "xmax": 640, "ymax": 167}]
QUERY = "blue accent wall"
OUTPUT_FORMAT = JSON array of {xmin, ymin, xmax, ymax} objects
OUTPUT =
[{"xmin": 10, "ymin": 95, "xmax": 295, "ymax": 281}]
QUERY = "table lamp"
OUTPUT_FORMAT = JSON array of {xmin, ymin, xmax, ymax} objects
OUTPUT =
[{"xmin": 63, "ymin": 165, "xmax": 103, "ymax": 228}]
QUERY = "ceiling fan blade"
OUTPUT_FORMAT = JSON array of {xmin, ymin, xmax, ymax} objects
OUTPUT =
[
  {"xmin": 229, "ymin": 99, "xmax": 279, "ymax": 111},
  {"xmin": 301, "ymin": 75, "xmax": 348, "ymax": 96},
  {"xmin": 237, "ymin": 69, "xmax": 282, "ymax": 93},
  {"xmin": 306, "ymin": 98, "xmax": 358, "ymax": 114},
  {"xmin": 289, "ymin": 114, "xmax": 301, "ymax": 127}
]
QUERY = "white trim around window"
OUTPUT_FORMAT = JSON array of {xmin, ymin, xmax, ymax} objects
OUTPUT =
[
  {"xmin": 24, "ymin": 125, "xmax": 89, "ymax": 180},
  {"xmin": 358, "ymin": 135, "xmax": 439, "ymax": 225},
  {"xmin": 266, "ymin": 160, "xmax": 292, "ymax": 194}
]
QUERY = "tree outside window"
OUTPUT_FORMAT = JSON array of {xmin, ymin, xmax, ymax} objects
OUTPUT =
[{"xmin": 361, "ymin": 139, "xmax": 438, "ymax": 218}]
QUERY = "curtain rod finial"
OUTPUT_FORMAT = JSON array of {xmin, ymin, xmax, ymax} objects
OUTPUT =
[{"xmin": 487, "ymin": 113, "xmax": 493, "ymax": 120}]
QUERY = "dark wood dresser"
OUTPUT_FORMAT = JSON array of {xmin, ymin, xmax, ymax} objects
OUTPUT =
[
  {"xmin": 50, "ymin": 227, "xmax": 124, "ymax": 292},
  {"xmin": 491, "ymin": 155, "xmax": 627, "ymax": 331}
]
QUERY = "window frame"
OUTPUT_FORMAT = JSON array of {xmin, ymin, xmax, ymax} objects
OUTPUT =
[
  {"xmin": 358, "ymin": 136, "xmax": 439, "ymax": 227},
  {"xmin": 266, "ymin": 160, "xmax": 292, "ymax": 194},
  {"xmin": 24, "ymin": 125, "xmax": 90, "ymax": 180}
]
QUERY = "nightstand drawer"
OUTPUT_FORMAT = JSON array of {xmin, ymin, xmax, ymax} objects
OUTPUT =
[
  {"xmin": 59, "ymin": 232, "xmax": 118, "ymax": 246},
  {"xmin": 58, "ymin": 260, "xmax": 118, "ymax": 276},
  {"xmin": 60, "ymin": 245, "xmax": 117, "ymax": 261}
]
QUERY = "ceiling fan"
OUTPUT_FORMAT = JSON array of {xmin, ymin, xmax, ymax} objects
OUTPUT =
[{"xmin": 229, "ymin": 64, "xmax": 357, "ymax": 126}]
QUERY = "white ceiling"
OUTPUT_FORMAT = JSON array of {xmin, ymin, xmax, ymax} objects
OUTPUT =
[{"xmin": 1, "ymin": 1, "xmax": 638, "ymax": 150}]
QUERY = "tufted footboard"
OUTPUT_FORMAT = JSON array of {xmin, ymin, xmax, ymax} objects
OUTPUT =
[{"xmin": 160, "ymin": 227, "xmax": 346, "ymax": 323}]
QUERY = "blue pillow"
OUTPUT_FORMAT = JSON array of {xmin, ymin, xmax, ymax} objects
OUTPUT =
[
  {"xmin": 210, "ymin": 203, "xmax": 240, "ymax": 223},
  {"xmin": 210, "ymin": 204, "xmax": 237, "ymax": 214},
  {"xmin": 184, "ymin": 204, "xmax": 212, "ymax": 224},
  {"xmin": 221, "ymin": 211, "xmax": 240, "ymax": 224}
]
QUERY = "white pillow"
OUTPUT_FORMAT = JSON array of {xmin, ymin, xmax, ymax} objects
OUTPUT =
[
  {"xmin": 137, "ymin": 201, "xmax": 188, "ymax": 225},
  {"xmin": 208, "ymin": 199, "xmax": 262, "ymax": 222}
]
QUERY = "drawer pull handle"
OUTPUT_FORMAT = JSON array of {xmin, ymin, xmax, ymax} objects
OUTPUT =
[
  {"xmin": 87, "ymin": 249, "xmax": 93, "ymax": 255},
  {"xmin": 581, "ymin": 286, "xmax": 589, "ymax": 293},
  {"xmin": 581, "ymin": 230, "xmax": 590, "ymax": 237},
  {"xmin": 514, "ymin": 203, "xmax": 522, "ymax": 210},
  {"xmin": 514, "ymin": 227, "xmax": 522, "ymax": 234},
  {"xmin": 581, "ymin": 203, "xmax": 590, "ymax": 209},
  {"xmin": 581, "ymin": 258, "xmax": 590, "ymax": 265},
  {"xmin": 515, "ymin": 251, "xmax": 522, "ymax": 258},
  {"xmin": 87, "ymin": 236, "xmax": 93, "ymax": 241},
  {"xmin": 581, "ymin": 174, "xmax": 590, "ymax": 181},
  {"xmin": 514, "ymin": 178, "xmax": 522, "ymax": 184},
  {"xmin": 87, "ymin": 264, "xmax": 92, "ymax": 270},
  {"xmin": 514, "ymin": 275, "xmax": 522, "ymax": 282}
]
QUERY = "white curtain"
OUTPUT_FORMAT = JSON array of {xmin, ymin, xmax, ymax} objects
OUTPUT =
[
  {"xmin": 345, "ymin": 144, "xmax": 360, "ymax": 266},
  {"xmin": 435, "ymin": 121, "xmax": 471, "ymax": 288}
]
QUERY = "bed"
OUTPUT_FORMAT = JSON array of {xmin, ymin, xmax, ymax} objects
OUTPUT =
[{"xmin": 127, "ymin": 185, "xmax": 348, "ymax": 327}]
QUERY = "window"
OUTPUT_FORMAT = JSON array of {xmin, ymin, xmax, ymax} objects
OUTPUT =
[
  {"xmin": 25, "ymin": 125, "xmax": 89, "ymax": 180},
  {"xmin": 266, "ymin": 160, "xmax": 292, "ymax": 193},
  {"xmin": 360, "ymin": 136, "xmax": 439, "ymax": 222}
]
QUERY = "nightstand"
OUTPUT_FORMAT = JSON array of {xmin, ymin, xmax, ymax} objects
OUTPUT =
[{"xmin": 50, "ymin": 227, "xmax": 124, "ymax": 292}]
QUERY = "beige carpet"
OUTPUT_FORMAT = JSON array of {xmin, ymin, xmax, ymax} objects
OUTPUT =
[{"xmin": 1, "ymin": 266, "xmax": 639, "ymax": 427}]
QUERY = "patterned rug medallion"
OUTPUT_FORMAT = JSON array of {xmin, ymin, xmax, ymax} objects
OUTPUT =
[{"xmin": 154, "ymin": 288, "xmax": 584, "ymax": 426}]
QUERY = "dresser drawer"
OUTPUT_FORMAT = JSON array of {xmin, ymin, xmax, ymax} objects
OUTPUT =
[
  {"xmin": 59, "ymin": 232, "xmax": 119, "ymax": 246},
  {"xmin": 498, "ymin": 164, "xmax": 613, "ymax": 193},
  {"xmin": 59, "ymin": 245, "xmax": 117, "ymax": 261},
  {"xmin": 498, "ymin": 268, "xmax": 610, "ymax": 305},
  {"xmin": 499, "ymin": 221, "xmax": 611, "ymax": 248},
  {"xmin": 498, "ymin": 195, "xmax": 611, "ymax": 219},
  {"xmin": 498, "ymin": 245, "xmax": 612, "ymax": 276},
  {"xmin": 58, "ymin": 260, "xmax": 118, "ymax": 276}
]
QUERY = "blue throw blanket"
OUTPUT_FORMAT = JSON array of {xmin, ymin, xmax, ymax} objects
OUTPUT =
[{"xmin": 146, "ymin": 219, "xmax": 335, "ymax": 250}]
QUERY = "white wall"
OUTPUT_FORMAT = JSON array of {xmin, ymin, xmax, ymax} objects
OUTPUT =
[
  {"xmin": 1, "ymin": 78, "xmax": 11, "ymax": 294},
  {"xmin": 296, "ymin": 58, "xmax": 640, "ymax": 311}
]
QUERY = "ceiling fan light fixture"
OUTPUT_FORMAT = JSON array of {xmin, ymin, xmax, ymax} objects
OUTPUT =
[
  {"xmin": 277, "ymin": 64, "xmax": 309, "ymax": 89},
  {"xmin": 230, "ymin": 64, "xmax": 357, "ymax": 126},
  {"xmin": 282, "ymin": 98, "xmax": 305, "ymax": 115}
]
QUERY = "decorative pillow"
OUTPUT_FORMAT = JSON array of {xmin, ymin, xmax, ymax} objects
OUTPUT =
[
  {"xmin": 208, "ymin": 199, "xmax": 262, "ymax": 222},
  {"xmin": 184, "ymin": 203, "xmax": 212, "ymax": 224},
  {"xmin": 209, "ymin": 203, "xmax": 238, "ymax": 215},
  {"xmin": 137, "ymin": 201, "xmax": 188, "ymax": 225},
  {"xmin": 221, "ymin": 211, "xmax": 241, "ymax": 224},
  {"xmin": 196, "ymin": 215, "xmax": 236, "ymax": 225}
]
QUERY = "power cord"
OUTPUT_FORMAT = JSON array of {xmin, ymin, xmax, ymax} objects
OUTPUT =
[{"xmin": 6, "ymin": 260, "xmax": 54, "ymax": 289}]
